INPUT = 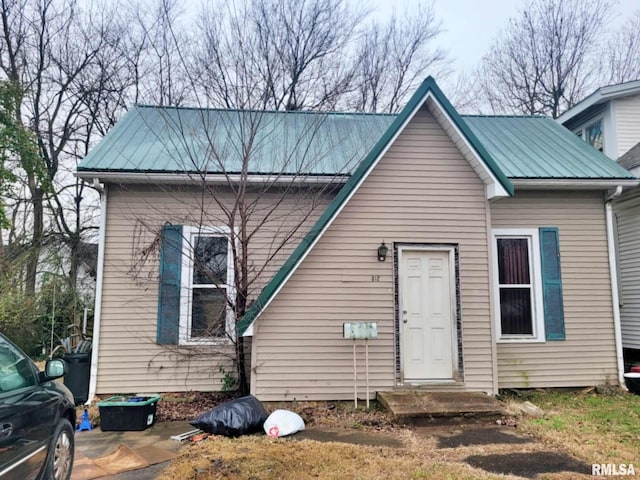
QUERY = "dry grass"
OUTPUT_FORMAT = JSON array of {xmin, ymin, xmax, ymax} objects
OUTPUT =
[
  {"xmin": 158, "ymin": 435, "xmax": 500, "ymax": 480},
  {"xmin": 517, "ymin": 390, "xmax": 640, "ymax": 465},
  {"xmin": 156, "ymin": 391, "xmax": 639, "ymax": 480}
]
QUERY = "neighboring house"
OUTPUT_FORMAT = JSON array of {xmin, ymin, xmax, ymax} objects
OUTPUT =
[
  {"xmin": 77, "ymin": 78, "xmax": 636, "ymax": 402},
  {"xmin": 559, "ymin": 80, "xmax": 640, "ymax": 362},
  {"xmin": 558, "ymin": 79, "xmax": 640, "ymax": 160}
]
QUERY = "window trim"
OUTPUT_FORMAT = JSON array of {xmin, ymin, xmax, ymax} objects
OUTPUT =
[
  {"xmin": 491, "ymin": 228, "xmax": 545, "ymax": 343},
  {"xmin": 179, "ymin": 226, "xmax": 236, "ymax": 345}
]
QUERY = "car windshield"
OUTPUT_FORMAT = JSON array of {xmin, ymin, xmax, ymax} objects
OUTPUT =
[{"xmin": 0, "ymin": 336, "xmax": 36, "ymax": 393}]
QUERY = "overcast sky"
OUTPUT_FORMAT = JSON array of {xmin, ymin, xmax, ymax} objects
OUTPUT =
[{"xmin": 368, "ymin": 0, "xmax": 640, "ymax": 84}]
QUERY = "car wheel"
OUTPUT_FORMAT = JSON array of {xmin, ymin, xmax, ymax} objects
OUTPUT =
[{"xmin": 43, "ymin": 418, "xmax": 74, "ymax": 480}]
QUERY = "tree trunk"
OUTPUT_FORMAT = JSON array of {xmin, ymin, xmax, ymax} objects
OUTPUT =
[
  {"xmin": 236, "ymin": 336, "xmax": 249, "ymax": 396},
  {"xmin": 26, "ymin": 186, "xmax": 43, "ymax": 297},
  {"xmin": 0, "ymin": 228, "xmax": 5, "ymax": 281},
  {"xmin": 69, "ymin": 236, "xmax": 80, "ymax": 334}
]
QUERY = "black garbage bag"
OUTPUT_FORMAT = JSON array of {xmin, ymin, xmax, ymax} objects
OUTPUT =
[{"xmin": 190, "ymin": 395, "xmax": 268, "ymax": 437}]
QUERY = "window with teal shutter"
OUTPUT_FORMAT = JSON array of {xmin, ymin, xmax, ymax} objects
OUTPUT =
[
  {"xmin": 157, "ymin": 224, "xmax": 182, "ymax": 344},
  {"xmin": 539, "ymin": 227, "xmax": 565, "ymax": 340}
]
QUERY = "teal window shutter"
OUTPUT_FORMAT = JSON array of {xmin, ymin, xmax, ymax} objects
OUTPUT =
[
  {"xmin": 157, "ymin": 224, "xmax": 182, "ymax": 344},
  {"xmin": 539, "ymin": 227, "xmax": 565, "ymax": 340}
]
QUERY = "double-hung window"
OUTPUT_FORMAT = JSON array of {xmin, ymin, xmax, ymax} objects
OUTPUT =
[
  {"xmin": 180, "ymin": 226, "xmax": 235, "ymax": 344},
  {"xmin": 492, "ymin": 229, "xmax": 545, "ymax": 342}
]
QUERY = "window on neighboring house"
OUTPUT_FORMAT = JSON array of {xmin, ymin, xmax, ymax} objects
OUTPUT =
[
  {"xmin": 585, "ymin": 119, "xmax": 603, "ymax": 152},
  {"xmin": 492, "ymin": 228, "xmax": 565, "ymax": 342},
  {"xmin": 156, "ymin": 224, "xmax": 235, "ymax": 346}
]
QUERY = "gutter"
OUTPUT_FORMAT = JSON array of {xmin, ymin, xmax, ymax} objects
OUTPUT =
[
  {"xmin": 86, "ymin": 182, "xmax": 107, "ymax": 404},
  {"xmin": 605, "ymin": 185, "xmax": 625, "ymax": 388},
  {"xmin": 511, "ymin": 178, "xmax": 638, "ymax": 189},
  {"xmin": 75, "ymin": 171, "xmax": 350, "ymax": 186}
]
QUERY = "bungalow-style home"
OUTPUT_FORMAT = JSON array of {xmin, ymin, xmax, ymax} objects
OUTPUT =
[
  {"xmin": 559, "ymin": 79, "xmax": 640, "ymax": 366},
  {"xmin": 77, "ymin": 78, "xmax": 636, "ymax": 402}
]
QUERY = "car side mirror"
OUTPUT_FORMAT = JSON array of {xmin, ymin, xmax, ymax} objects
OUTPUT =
[{"xmin": 44, "ymin": 358, "xmax": 68, "ymax": 380}]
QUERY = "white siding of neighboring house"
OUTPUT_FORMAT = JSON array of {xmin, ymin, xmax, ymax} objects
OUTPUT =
[
  {"xmin": 615, "ymin": 191, "xmax": 640, "ymax": 349},
  {"xmin": 613, "ymin": 94, "xmax": 640, "ymax": 158}
]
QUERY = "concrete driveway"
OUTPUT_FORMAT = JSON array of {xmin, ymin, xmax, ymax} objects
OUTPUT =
[{"xmin": 72, "ymin": 421, "xmax": 193, "ymax": 480}]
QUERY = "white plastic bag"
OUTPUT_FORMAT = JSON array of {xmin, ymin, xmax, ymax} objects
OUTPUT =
[{"xmin": 263, "ymin": 409, "xmax": 305, "ymax": 437}]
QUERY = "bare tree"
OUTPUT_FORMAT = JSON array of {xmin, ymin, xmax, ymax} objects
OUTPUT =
[
  {"xmin": 349, "ymin": 3, "xmax": 447, "ymax": 113},
  {"xmin": 0, "ymin": 0, "xmax": 130, "ymax": 304},
  {"xmin": 604, "ymin": 10, "xmax": 640, "ymax": 85},
  {"xmin": 191, "ymin": 0, "xmax": 364, "ymax": 110},
  {"xmin": 475, "ymin": 0, "xmax": 610, "ymax": 118},
  {"xmin": 122, "ymin": 0, "xmax": 193, "ymax": 107}
]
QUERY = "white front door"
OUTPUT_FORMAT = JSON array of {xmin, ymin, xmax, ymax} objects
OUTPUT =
[{"xmin": 400, "ymin": 249, "xmax": 455, "ymax": 381}]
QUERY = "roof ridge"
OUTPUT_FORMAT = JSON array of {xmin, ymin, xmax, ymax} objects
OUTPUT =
[
  {"xmin": 462, "ymin": 114, "xmax": 549, "ymax": 119},
  {"xmin": 133, "ymin": 104, "xmax": 397, "ymax": 117}
]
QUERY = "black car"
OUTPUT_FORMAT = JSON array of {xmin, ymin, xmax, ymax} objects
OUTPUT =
[{"xmin": 0, "ymin": 333, "xmax": 75, "ymax": 480}]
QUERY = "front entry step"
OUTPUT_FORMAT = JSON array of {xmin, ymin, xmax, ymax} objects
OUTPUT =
[{"xmin": 377, "ymin": 391, "xmax": 505, "ymax": 423}]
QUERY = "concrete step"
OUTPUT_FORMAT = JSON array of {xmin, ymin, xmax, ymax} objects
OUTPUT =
[{"xmin": 377, "ymin": 390, "xmax": 505, "ymax": 423}]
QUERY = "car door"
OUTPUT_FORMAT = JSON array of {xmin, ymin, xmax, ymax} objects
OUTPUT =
[{"xmin": 0, "ymin": 338, "xmax": 50, "ymax": 480}]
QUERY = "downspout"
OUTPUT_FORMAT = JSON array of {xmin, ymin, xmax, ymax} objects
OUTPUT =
[
  {"xmin": 605, "ymin": 185, "xmax": 625, "ymax": 387},
  {"xmin": 86, "ymin": 181, "xmax": 107, "ymax": 404}
]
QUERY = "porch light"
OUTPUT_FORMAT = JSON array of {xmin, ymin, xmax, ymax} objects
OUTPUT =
[{"xmin": 377, "ymin": 241, "xmax": 388, "ymax": 262}]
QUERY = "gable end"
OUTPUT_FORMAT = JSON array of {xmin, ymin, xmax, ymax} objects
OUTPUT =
[{"xmin": 238, "ymin": 77, "xmax": 513, "ymax": 336}]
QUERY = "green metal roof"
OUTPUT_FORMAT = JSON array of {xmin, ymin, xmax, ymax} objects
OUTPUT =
[
  {"xmin": 78, "ymin": 106, "xmax": 395, "ymax": 176},
  {"xmin": 78, "ymin": 104, "xmax": 634, "ymax": 182},
  {"xmin": 464, "ymin": 115, "xmax": 634, "ymax": 179}
]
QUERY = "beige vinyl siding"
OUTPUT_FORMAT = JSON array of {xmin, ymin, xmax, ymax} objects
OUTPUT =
[
  {"xmin": 253, "ymin": 105, "xmax": 494, "ymax": 401},
  {"xmin": 97, "ymin": 184, "xmax": 330, "ymax": 394},
  {"xmin": 491, "ymin": 191, "xmax": 618, "ymax": 387},
  {"xmin": 614, "ymin": 191, "xmax": 640, "ymax": 349},
  {"xmin": 613, "ymin": 94, "xmax": 640, "ymax": 158}
]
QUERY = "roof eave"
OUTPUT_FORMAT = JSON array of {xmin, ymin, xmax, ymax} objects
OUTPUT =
[
  {"xmin": 510, "ymin": 178, "xmax": 639, "ymax": 190},
  {"xmin": 75, "ymin": 170, "xmax": 350, "ymax": 186}
]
